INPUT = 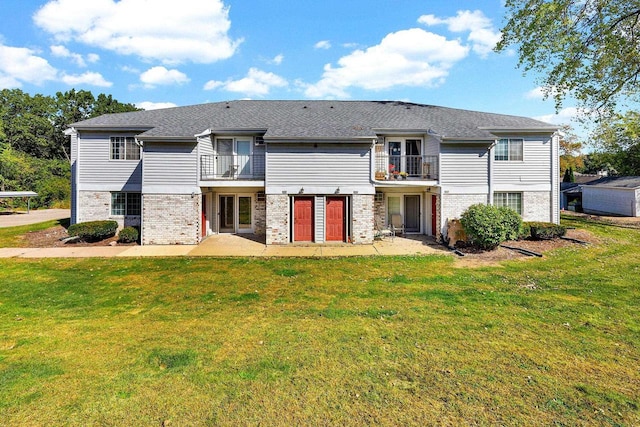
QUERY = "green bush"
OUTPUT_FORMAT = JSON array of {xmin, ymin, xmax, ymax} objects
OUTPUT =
[
  {"xmin": 460, "ymin": 204, "xmax": 523, "ymax": 250},
  {"xmin": 518, "ymin": 222, "xmax": 532, "ymax": 240},
  {"xmin": 68, "ymin": 220, "xmax": 118, "ymax": 242},
  {"xmin": 527, "ymin": 222, "xmax": 567, "ymax": 240},
  {"xmin": 118, "ymin": 226, "xmax": 139, "ymax": 243}
]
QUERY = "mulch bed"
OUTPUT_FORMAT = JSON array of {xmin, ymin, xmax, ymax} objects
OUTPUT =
[{"xmin": 20, "ymin": 225, "xmax": 138, "ymax": 247}]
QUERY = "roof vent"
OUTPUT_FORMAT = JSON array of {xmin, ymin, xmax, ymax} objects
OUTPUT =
[{"xmin": 303, "ymin": 105, "xmax": 307, "ymax": 109}]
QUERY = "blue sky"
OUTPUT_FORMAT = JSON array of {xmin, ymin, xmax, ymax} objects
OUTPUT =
[{"xmin": 0, "ymin": 0, "xmax": 584, "ymax": 135}]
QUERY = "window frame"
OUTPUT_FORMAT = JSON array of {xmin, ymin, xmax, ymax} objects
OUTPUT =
[
  {"xmin": 494, "ymin": 138, "xmax": 523, "ymax": 162},
  {"xmin": 110, "ymin": 136, "xmax": 140, "ymax": 161},
  {"xmin": 493, "ymin": 192, "xmax": 522, "ymax": 215},
  {"xmin": 111, "ymin": 192, "xmax": 141, "ymax": 216}
]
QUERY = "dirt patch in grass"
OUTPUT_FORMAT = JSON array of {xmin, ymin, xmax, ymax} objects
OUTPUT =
[{"xmin": 20, "ymin": 225, "xmax": 137, "ymax": 247}]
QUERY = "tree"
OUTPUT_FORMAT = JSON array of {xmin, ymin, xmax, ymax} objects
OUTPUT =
[
  {"xmin": 558, "ymin": 124, "xmax": 584, "ymax": 175},
  {"xmin": 590, "ymin": 111, "xmax": 640, "ymax": 175},
  {"xmin": 563, "ymin": 167, "xmax": 576, "ymax": 182},
  {"xmin": 496, "ymin": 1, "xmax": 640, "ymax": 114}
]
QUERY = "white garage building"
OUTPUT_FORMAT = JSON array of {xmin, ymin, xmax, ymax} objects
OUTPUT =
[{"xmin": 582, "ymin": 177, "xmax": 640, "ymax": 217}]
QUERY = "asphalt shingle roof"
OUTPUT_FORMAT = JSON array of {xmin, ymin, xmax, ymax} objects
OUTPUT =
[{"xmin": 70, "ymin": 100, "xmax": 556, "ymax": 140}]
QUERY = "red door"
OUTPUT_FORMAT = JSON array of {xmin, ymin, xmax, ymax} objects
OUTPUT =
[
  {"xmin": 326, "ymin": 197, "xmax": 345, "ymax": 241},
  {"xmin": 431, "ymin": 195, "xmax": 437, "ymax": 236},
  {"xmin": 201, "ymin": 194, "xmax": 207, "ymax": 237},
  {"xmin": 294, "ymin": 197, "xmax": 314, "ymax": 241}
]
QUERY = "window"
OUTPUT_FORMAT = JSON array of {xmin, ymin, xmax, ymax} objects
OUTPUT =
[
  {"xmin": 494, "ymin": 192, "xmax": 522, "ymax": 215},
  {"xmin": 495, "ymin": 138, "xmax": 523, "ymax": 161},
  {"xmin": 111, "ymin": 192, "xmax": 141, "ymax": 216},
  {"xmin": 111, "ymin": 136, "xmax": 140, "ymax": 160}
]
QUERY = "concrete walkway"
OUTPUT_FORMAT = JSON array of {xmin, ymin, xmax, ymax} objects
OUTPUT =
[
  {"xmin": 0, "ymin": 234, "xmax": 450, "ymax": 259},
  {"xmin": 0, "ymin": 209, "xmax": 70, "ymax": 228}
]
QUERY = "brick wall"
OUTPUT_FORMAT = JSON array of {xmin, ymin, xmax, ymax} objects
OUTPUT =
[
  {"xmin": 440, "ymin": 193, "xmax": 487, "ymax": 236},
  {"xmin": 351, "ymin": 194, "xmax": 374, "ymax": 244},
  {"xmin": 142, "ymin": 194, "xmax": 200, "ymax": 245},
  {"xmin": 523, "ymin": 191, "xmax": 552, "ymax": 222},
  {"xmin": 254, "ymin": 198, "xmax": 266, "ymax": 235},
  {"xmin": 266, "ymin": 194, "xmax": 289, "ymax": 244},
  {"xmin": 77, "ymin": 191, "xmax": 140, "ymax": 229}
]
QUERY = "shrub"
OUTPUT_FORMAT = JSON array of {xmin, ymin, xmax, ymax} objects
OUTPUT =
[
  {"xmin": 460, "ymin": 204, "xmax": 523, "ymax": 250},
  {"xmin": 518, "ymin": 222, "xmax": 532, "ymax": 240},
  {"xmin": 118, "ymin": 226, "xmax": 139, "ymax": 243},
  {"xmin": 527, "ymin": 222, "xmax": 567, "ymax": 240},
  {"xmin": 68, "ymin": 220, "xmax": 118, "ymax": 242}
]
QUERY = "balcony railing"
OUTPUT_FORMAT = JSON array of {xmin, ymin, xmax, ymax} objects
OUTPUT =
[
  {"xmin": 375, "ymin": 155, "xmax": 439, "ymax": 180},
  {"xmin": 200, "ymin": 154, "xmax": 265, "ymax": 180}
]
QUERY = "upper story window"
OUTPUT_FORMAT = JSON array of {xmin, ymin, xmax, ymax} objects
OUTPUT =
[
  {"xmin": 111, "ymin": 136, "xmax": 140, "ymax": 160},
  {"xmin": 495, "ymin": 138, "xmax": 523, "ymax": 161}
]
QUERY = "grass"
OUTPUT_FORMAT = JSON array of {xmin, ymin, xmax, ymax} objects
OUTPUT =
[{"xmin": 0, "ymin": 215, "xmax": 638, "ymax": 425}]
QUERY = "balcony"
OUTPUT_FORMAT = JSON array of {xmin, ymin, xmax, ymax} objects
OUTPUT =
[
  {"xmin": 375, "ymin": 155, "xmax": 438, "ymax": 181},
  {"xmin": 200, "ymin": 154, "xmax": 265, "ymax": 180}
]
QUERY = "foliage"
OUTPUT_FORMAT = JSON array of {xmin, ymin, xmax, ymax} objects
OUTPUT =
[
  {"xmin": 0, "ymin": 88, "xmax": 138, "ymax": 207},
  {"xmin": 562, "ymin": 167, "xmax": 575, "ymax": 182},
  {"xmin": 117, "ymin": 226, "xmax": 139, "ymax": 243},
  {"xmin": 559, "ymin": 125, "xmax": 584, "ymax": 175},
  {"xmin": 460, "ymin": 204, "xmax": 523, "ymax": 250},
  {"xmin": 590, "ymin": 110, "xmax": 640, "ymax": 175},
  {"xmin": 496, "ymin": 0, "xmax": 640, "ymax": 113},
  {"xmin": 67, "ymin": 220, "xmax": 118, "ymax": 242},
  {"xmin": 526, "ymin": 221, "xmax": 568, "ymax": 240},
  {"xmin": 0, "ymin": 148, "xmax": 70, "ymax": 208},
  {"xmin": 0, "ymin": 216, "xmax": 639, "ymax": 425}
]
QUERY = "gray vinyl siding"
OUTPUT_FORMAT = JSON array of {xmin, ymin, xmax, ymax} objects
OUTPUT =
[
  {"xmin": 199, "ymin": 136, "xmax": 214, "ymax": 156},
  {"xmin": 583, "ymin": 187, "xmax": 639, "ymax": 216},
  {"xmin": 439, "ymin": 143, "xmax": 489, "ymax": 187},
  {"xmin": 315, "ymin": 195, "xmax": 325, "ymax": 242},
  {"xmin": 493, "ymin": 137, "xmax": 552, "ymax": 185},
  {"xmin": 267, "ymin": 143, "xmax": 371, "ymax": 188},
  {"xmin": 424, "ymin": 135, "xmax": 440, "ymax": 157},
  {"xmin": 78, "ymin": 132, "xmax": 142, "ymax": 187},
  {"xmin": 254, "ymin": 144, "xmax": 266, "ymax": 177},
  {"xmin": 143, "ymin": 142, "xmax": 198, "ymax": 187}
]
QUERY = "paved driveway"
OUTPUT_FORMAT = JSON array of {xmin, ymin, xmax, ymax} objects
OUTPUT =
[{"xmin": 0, "ymin": 209, "xmax": 70, "ymax": 228}]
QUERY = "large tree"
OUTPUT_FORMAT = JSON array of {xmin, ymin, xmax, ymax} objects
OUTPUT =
[
  {"xmin": 496, "ymin": 1, "xmax": 640, "ymax": 114},
  {"xmin": 558, "ymin": 124, "xmax": 584, "ymax": 175},
  {"xmin": 590, "ymin": 111, "xmax": 640, "ymax": 175}
]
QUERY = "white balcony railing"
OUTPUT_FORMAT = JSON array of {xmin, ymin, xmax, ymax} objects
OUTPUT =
[
  {"xmin": 200, "ymin": 154, "xmax": 265, "ymax": 180},
  {"xmin": 375, "ymin": 155, "xmax": 438, "ymax": 180}
]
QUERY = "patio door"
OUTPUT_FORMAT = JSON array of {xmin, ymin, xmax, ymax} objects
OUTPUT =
[
  {"xmin": 404, "ymin": 195, "xmax": 420, "ymax": 232},
  {"xmin": 219, "ymin": 195, "xmax": 234, "ymax": 232},
  {"xmin": 216, "ymin": 138, "xmax": 251, "ymax": 178},
  {"xmin": 218, "ymin": 194, "xmax": 252, "ymax": 233}
]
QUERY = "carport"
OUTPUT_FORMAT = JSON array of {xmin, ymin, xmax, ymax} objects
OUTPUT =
[{"xmin": 0, "ymin": 191, "xmax": 38, "ymax": 213}]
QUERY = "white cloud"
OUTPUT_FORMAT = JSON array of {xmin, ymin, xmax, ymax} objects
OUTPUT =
[
  {"xmin": 34, "ymin": 0, "xmax": 242, "ymax": 64},
  {"xmin": 0, "ymin": 43, "xmax": 57, "ymax": 88},
  {"xmin": 140, "ymin": 66, "xmax": 189, "ymax": 87},
  {"xmin": 534, "ymin": 107, "xmax": 582, "ymax": 125},
  {"xmin": 87, "ymin": 53, "xmax": 100, "ymax": 63},
  {"xmin": 61, "ymin": 71, "xmax": 112, "ymax": 87},
  {"xmin": 314, "ymin": 40, "xmax": 332, "ymax": 50},
  {"xmin": 203, "ymin": 67, "xmax": 288, "ymax": 96},
  {"xmin": 136, "ymin": 101, "xmax": 178, "ymax": 110},
  {"xmin": 418, "ymin": 10, "xmax": 500, "ymax": 58},
  {"xmin": 270, "ymin": 54, "xmax": 284, "ymax": 65},
  {"xmin": 50, "ymin": 44, "xmax": 87, "ymax": 66},
  {"xmin": 525, "ymin": 86, "xmax": 545, "ymax": 100},
  {"xmin": 304, "ymin": 28, "xmax": 469, "ymax": 98}
]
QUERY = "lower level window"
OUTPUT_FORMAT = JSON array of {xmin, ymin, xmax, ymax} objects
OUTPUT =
[
  {"xmin": 111, "ymin": 192, "xmax": 141, "ymax": 216},
  {"xmin": 493, "ymin": 192, "xmax": 522, "ymax": 215}
]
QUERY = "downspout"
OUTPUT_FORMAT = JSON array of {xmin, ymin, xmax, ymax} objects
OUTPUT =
[
  {"xmin": 487, "ymin": 140, "xmax": 497, "ymax": 205},
  {"xmin": 136, "ymin": 138, "xmax": 144, "ymax": 245}
]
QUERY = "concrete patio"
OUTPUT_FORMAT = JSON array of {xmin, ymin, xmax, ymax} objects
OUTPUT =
[{"xmin": 0, "ymin": 233, "xmax": 450, "ymax": 258}]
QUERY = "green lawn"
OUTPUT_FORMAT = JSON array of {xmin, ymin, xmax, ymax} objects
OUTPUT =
[{"xmin": 0, "ymin": 216, "xmax": 638, "ymax": 425}]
